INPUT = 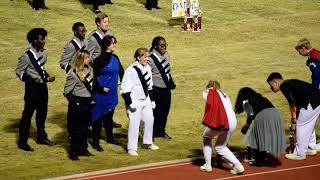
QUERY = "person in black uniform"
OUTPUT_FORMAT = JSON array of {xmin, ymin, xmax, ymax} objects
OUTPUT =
[
  {"xmin": 15, "ymin": 28, "xmax": 56, "ymax": 151},
  {"xmin": 267, "ymin": 72, "xmax": 320, "ymax": 160},
  {"xmin": 92, "ymin": 0, "xmax": 114, "ymax": 14},
  {"xmin": 31, "ymin": 0, "xmax": 48, "ymax": 10},
  {"xmin": 146, "ymin": 0, "xmax": 161, "ymax": 10}
]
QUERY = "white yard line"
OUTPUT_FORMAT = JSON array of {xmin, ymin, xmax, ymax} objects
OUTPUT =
[
  {"xmin": 212, "ymin": 163, "xmax": 320, "ymax": 180},
  {"xmin": 45, "ymin": 157, "xmax": 320, "ymax": 180}
]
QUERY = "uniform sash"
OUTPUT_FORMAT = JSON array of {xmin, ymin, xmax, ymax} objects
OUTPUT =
[
  {"xmin": 150, "ymin": 53, "xmax": 175, "ymax": 89},
  {"xmin": 92, "ymin": 32, "xmax": 102, "ymax": 47},
  {"xmin": 26, "ymin": 50, "xmax": 49, "ymax": 82},
  {"xmin": 132, "ymin": 66, "xmax": 150, "ymax": 97}
]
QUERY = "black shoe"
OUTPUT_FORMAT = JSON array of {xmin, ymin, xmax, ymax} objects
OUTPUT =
[
  {"xmin": 40, "ymin": 5, "xmax": 49, "ymax": 9},
  {"xmin": 94, "ymin": 9, "xmax": 101, "ymax": 14},
  {"xmin": 146, "ymin": 6, "xmax": 152, "ymax": 10},
  {"xmin": 105, "ymin": 0, "xmax": 113, "ymax": 4},
  {"xmin": 78, "ymin": 150, "xmax": 95, "ymax": 156},
  {"xmin": 248, "ymin": 160, "xmax": 263, "ymax": 167},
  {"xmin": 162, "ymin": 133, "xmax": 172, "ymax": 139},
  {"xmin": 107, "ymin": 139, "xmax": 120, "ymax": 145},
  {"xmin": 68, "ymin": 151, "xmax": 80, "ymax": 160},
  {"xmin": 113, "ymin": 122, "xmax": 122, "ymax": 128},
  {"xmin": 37, "ymin": 139, "xmax": 56, "ymax": 146},
  {"xmin": 33, "ymin": 7, "xmax": 40, "ymax": 10},
  {"xmin": 153, "ymin": 6, "xmax": 161, "ymax": 9},
  {"xmin": 18, "ymin": 143, "xmax": 34, "ymax": 152},
  {"xmin": 93, "ymin": 145, "xmax": 104, "ymax": 152}
]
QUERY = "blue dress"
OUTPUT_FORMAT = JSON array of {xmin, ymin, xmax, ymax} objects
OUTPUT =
[{"xmin": 91, "ymin": 55, "xmax": 119, "ymax": 122}]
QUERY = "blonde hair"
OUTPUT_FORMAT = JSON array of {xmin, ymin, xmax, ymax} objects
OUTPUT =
[
  {"xmin": 71, "ymin": 50, "xmax": 94, "ymax": 81},
  {"xmin": 134, "ymin": 47, "xmax": 149, "ymax": 61},
  {"xmin": 95, "ymin": 12, "xmax": 108, "ymax": 24},
  {"xmin": 295, "ymin": 38, "xmax": 312, "ymax": 50},
  {"xmin": 206, "ymin": 80, "xmax": 221, "ymax": 90}
]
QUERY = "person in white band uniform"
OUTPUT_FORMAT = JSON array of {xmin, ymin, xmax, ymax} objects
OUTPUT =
[{"xmin": 121, "ymin": 48, "xmax": 159, "ymax": 156}]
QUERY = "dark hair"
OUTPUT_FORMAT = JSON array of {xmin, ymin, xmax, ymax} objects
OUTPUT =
[
  {"xmin": 234, "ymin": 87, "xmax": 273, "ymax": 114},
  {"xmin": 101, "ymin": 35, "xmax": 117, "ymax": 51},
  {"xmin": 27, "ymin": 28, "xmax": 47, "ymax": 43},
  {"xmin": 72, "ymin": 22, "xmax": 85, "ymax": 31},
  {"xmin": 150, "ymin": 36, "xmax": 165, "ymax": 51},
  {"xmin": 266, "ymin": 72, "xmax": 283, "ymax": 82},
  {"xmin": 134, "ymin": 48, "xmax": 148, "ymax": 60}
]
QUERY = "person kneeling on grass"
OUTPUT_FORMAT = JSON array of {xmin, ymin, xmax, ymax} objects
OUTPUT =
[
  {"xmin": 267, "ymin": 72, "xmax": 320, "ymax": 160},
  {"xmin": 234, "ymin": 87, "xmax": 286, "ymax": 166},
  {"xmin": 200, "ymin": 80, "xmax": 244, "ymax": 174},
  {"xmin": 121, "ymin": 48, "xmax": 159, "ymax": 156}
]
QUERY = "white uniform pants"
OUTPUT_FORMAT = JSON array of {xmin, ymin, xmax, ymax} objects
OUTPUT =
[
  {"xmin": 202, "ymin": 121, "xmax": 242, "ymax": 168},
  {"xmin": 127, "ymin": 104, "xmax": 154, "ymax": 151},
  {"xmin": 294, "ymin": 104, "xmax": 320, "ymax": 156}
]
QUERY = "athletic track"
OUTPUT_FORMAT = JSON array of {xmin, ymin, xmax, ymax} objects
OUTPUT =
[{"xmin": 50, "ymin": 152, "xmax": 320, "ymax": 180}]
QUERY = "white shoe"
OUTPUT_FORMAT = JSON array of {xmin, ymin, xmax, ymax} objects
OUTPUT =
[
  {"xmin": 147, "ymin": 144, "xmax": 159, "ymax": 150},
  {"xmin": 316, "ymin": 143, "xmax": 320, "ymax": 152},
  {"xmin": 306, "ymin": 149, "xmax": 317, "ymax": 156},
  {"xmin": 200, "ymin": 164, "xmax": 212, "ymax": 172},
  {"xmin": 230, "ymin": 165, "xmax": 245, "ymax": 175},
  {"xmin": 128, "ymin": 150, "xmax": 139, "ymax": 156},
  {"xmin": 285, "ymin": 153, "xmax": 306, "ymax": 160}
]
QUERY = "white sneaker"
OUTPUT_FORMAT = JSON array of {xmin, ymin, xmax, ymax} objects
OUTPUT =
[
  {"xmin": 230, "ymin": 165, "xmax": 245, "ymax": 175},
  {"xmin": 200, "ymin": 164, "xmax": 212, "ymax": 172},
  {"xmin": 306, "ymin": 149, "xmax": 317, "ymax": 156},
  {"xmin": 316, "ymin": 143, "xmax": 320, "ymax": 152},
  {"xmin": 147, "ymin": 144, "xmax": 159, "ymax": 150},
  {"xmin": 285, "ymin": 153, "xmax": 306, "ymax": 160},
  {"xmin": 128, "ymin": 150, "xmax": 139, "ymax": 156}
]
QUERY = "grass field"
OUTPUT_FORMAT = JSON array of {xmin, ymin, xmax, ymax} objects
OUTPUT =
[{"xmin": 1, "ymin": 0, "xmax": 320, "ymax": 179}]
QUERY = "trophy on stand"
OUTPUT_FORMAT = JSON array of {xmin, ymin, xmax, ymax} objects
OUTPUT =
[{"xmin": 172, "ymin": 0, "xmax": 202, "ymax": 32}]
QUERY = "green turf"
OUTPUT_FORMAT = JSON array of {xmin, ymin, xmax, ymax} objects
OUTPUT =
[{"xmin": 1, "ymin": 0, "xmax": 320, "ymax": 179}]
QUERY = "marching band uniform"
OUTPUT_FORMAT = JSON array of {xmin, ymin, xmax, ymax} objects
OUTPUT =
[
  {"xmin": 121, "ymin": 61, "xmax": 157, "ymax": 155},
  {"xmin": 15, "ymin": 47, "xmax": 52, "ymax": 149},
  {"xmin": 201, "ymin": 88, "xmax": 244, "ymax": 174},
  {"xmin": 64, "ymin": 67, "xmax": 94, "ymax": 159},
  {"xmin": 306, "ymin": 48, "xmax": 320, "ymax": 89},
  {"xmin": 87, "ymin": 29, "xmax": 113, "ymax": 61},
  {"xmin": 91, "ymin": 52, "xmax": 122, "ymax": 149},
  {"xmin": 280, "ymin": 79, "xmax": 320, "ymax": 158},
  {"xmin": 60, "ymin": 37, "xmax": 88, "ymax": 73},
  {"xmin": 149, "ymin": 49, "xmax": 176, "ymax": 138}
]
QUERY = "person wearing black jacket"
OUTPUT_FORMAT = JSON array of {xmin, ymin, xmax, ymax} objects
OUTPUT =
[{"xmin": 267, "ymin": 72, "xmax": 320, "ymax": 160}]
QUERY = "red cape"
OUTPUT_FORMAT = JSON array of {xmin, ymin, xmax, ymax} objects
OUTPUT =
[{"xmin": 202, "ymin": 88, "xmax": 229, "ymax": 131}]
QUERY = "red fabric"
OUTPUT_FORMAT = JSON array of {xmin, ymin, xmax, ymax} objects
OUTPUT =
[
  {"xmin": 202, "ymin": 88, "xmax": 229, "ymax": 130},
  {"xmin": 309, "ymin": 48, "xmax": 320, "ymax": 61}
]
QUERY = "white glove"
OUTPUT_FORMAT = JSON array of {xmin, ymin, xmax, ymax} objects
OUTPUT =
[
  {"xmin": 129, "ymin": 104, "xmax": 137, "ymax": 112},
  {"xmin": 151, "ymin": 101, "xmax": 156, "ymax": 109}
]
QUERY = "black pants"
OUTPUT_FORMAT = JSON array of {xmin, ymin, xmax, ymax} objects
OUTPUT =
[
  {"xmin": 92, "ymin": 110, "xmax": 114, "ymax": 146},
  {"xmin": 19, "ymin": 82, "xmax": 48, "ymax": 145},
  {"xmin": 32, "ymin": 0, "xmax": 45, "ymax": 8},
  {"xmin": 68, "ymin": 96, "xmax": 91, "ymax": 154},
  {"xmin": 146, "ymin": 0, "xmax": 158, "ymax": 8},
  {"xmin": 152, "ymin": 86, "xmax": 171, "ymax": 137}
]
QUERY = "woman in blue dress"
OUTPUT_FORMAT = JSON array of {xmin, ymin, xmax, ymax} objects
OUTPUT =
[{"xmin": 91, "ymin": 35, "xmax": 123, "ymax": 151}]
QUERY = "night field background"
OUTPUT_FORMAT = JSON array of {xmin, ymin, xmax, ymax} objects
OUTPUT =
[{"xmin": 0, "ymin": 0, "xmax": 320, "ymax": 179}]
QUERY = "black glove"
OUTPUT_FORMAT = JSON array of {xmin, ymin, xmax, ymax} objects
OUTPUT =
[{"xmin": 241, "ymin": 126, "xmax": 249, "ymax": 135}]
